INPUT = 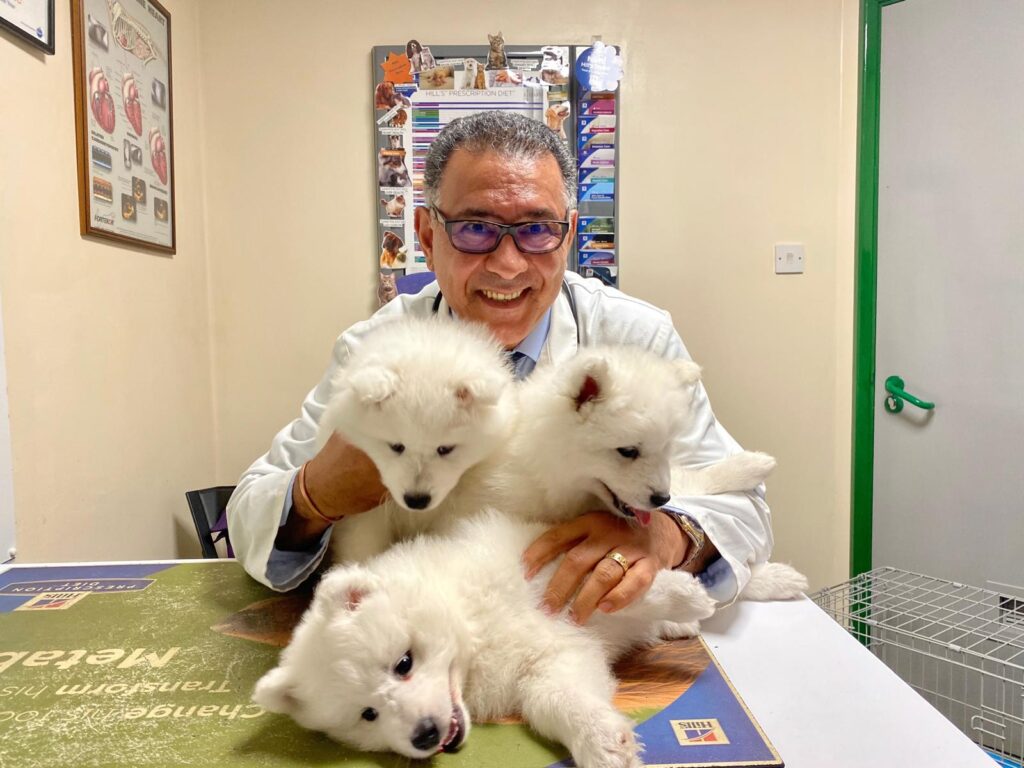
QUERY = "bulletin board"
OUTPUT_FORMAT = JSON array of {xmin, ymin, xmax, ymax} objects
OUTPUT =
[{"xmin": 371, "ymin": 40, "xmax": 621, "ymax": 305}]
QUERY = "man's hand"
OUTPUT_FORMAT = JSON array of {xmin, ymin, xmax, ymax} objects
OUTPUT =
[
  {"xmin": 275, "ymin": 433, "xmax": 389, "ymax": 551},
  {"xmin": 521, "ymin": 509, "xmax": 687, "ymax": 625}
]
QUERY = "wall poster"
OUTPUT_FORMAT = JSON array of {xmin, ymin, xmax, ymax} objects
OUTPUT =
[
  {"xmin": 371, "ymin": 41, "xmax": 622, "ymax": 306},
  {"xmin": 71, "ymin": 0, "xmax": 175, "ymax": 254}
]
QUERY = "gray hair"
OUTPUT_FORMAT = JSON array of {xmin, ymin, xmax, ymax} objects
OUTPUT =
[{"xmin": 422, "ymin": 111, "xmax": 577, "ymax": 210}]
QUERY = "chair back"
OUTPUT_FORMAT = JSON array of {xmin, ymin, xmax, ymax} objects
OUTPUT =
[{"xmin": 185, "ymin": 486, "xmax": 236, "ymax": 558}]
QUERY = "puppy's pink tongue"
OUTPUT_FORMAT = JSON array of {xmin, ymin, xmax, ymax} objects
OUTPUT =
[{"xmin": 634, "ymin": 509, "xmax": 652, "ymax": 527}]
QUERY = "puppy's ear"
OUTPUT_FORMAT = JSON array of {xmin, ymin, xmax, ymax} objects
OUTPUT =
[
  {"xmin": 252, "ymin": 666, "xmax": 299, "ymax": 714},
  {"xmin": 673, "ymin": 359, "xmax": 703, "ymax": 388},
  {"xmin": 345, "ymin": 365, "xmax": 399, "ymax": 405},
  {"xmin": 567, "ymin": 356, "xmax": 610, "ymax": 413},
  {"xmin": 452, "ymin": 370, "xmax": 507, "ymax": 409},
  {"xmin": 314, "ymin": 566, "xmax": 381, "ymax": 614}
]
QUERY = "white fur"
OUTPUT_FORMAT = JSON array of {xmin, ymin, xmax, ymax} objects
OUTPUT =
[
  {"xmin": 262, "ymin": 336, "xmax": 808, "ymax": 763},
  {"xmin": 315, "ymin": 316, "xmax": 516, "ymax": 562},
  {"xmin": 254, "ymin": 510, "xmax": 717, "ymax": 767}
]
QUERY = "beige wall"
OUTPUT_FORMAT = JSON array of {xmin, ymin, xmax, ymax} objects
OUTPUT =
[
  {"xmin": 0, "ymin": 0, "xmax": 215, "ymax": 560},
  {"xmin": 0, "ymin": 0, "xmax": 859, "ymax": 589}
]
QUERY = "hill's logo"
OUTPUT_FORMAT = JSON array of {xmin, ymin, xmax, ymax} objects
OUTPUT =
[
  {"xmin": 671, "ymin": 718, "xmax": 730, "ymax": 746},
  {"xmin": 15, "ymin": 592, "xmax": 89, "ymax": 611}
]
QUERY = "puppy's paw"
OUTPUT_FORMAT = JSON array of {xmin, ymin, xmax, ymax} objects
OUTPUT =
[
  {"xmin": 573, "ymin": 709, "xmax": 643, "ymax": 768},
  {"xmin": 727, "ymin": 450, "xmax": 777, "ymax": 487},
  {"xmin": 662, "ymin": 572, "xmax": 717, "ymax": 624},
  {"xmin": 743, "ymin": 562, "xmax": 809, "ymax": 601},
  {"xmin": 655, "ymin": 619, "xmax": 702, "ymax": 640}
]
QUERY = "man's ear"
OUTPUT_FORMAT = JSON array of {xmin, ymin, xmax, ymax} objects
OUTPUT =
[{"xmin": 414, "ymin": 206, "xmax": 435, "ymax": 271}]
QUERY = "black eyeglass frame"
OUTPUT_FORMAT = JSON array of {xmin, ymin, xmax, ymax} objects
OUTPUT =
[{"xmin": 430, "ymin": 206, "xmax": 572, "ymax": 255}]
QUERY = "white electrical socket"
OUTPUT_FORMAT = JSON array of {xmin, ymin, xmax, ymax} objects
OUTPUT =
[{"xmin": 774, "ymin": 243, "xmax": 805, "ymax": 274}]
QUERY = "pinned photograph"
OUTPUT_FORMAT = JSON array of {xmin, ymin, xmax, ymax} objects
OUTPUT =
[
  {"xmin": 374, "ymin": 80, "xmax": 411, "ymax": 110},
  {"xmin": 377, "ymin": 268, "xmax": 398, "ymax": 306},
  {"xmin": 379, "ymin": 232, "xmax": 407, "ymax": 269},
  {"xmin": 460, "ymin": 58, "xmax": 486, "ymax": 90},
  {"xmin": 405, "ymin": 40, "xmax": 435, "ymax": 73},
  {"xmin": 377, "ymin": 151, "xmax": 410, "ymax": 188},
  {"xmin": 545, "ymin": 102, "xmax": 571, "ymax": 138},
  {"xmin": 488, "ymin": 68, "xmax": 523, "ymax": 87},
  {"xmin": 486, "ymin": 31, "xmax": 508, "ymax": 70},
  {"xmin": 380, "ymin": 193, "xmax": 406, "ymax": 218},
  {"xmin": 541, "ymin": 46, "xmax": 570, "ymax": 85},
  {"xmin": 418, "ymin": 64, "xmax": 455, "ymax": 90},
  {"xmin": 388, "ymin": 108, "xmax": 407, "ymax": 128}
]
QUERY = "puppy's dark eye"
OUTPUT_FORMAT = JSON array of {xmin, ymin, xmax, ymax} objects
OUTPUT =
[
  {"xmin": 394, "ymin": 650, "xmax": 413, "ymax": 677},
  {"xmin": 361, "ymin": 707, "xmax": 378, "ymax": 722},
  {"xmin": 389, "ymin": 443, "xmax": 405, "ymax": 455},
  {"xmin": 436, "ymin": 445, "xmax": 455, "ymax": 456},
  {"xmin": 617, "ymin": 447, "xmax": 640, "ymax": 460}
]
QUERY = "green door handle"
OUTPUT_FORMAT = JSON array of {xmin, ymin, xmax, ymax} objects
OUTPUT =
[{"xmin": 884, "ymin": 375, "xmax": 935, "ymax": 414}]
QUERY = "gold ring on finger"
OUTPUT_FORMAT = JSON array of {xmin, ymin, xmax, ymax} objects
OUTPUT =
[{"xmin": 603, "ymin": 551, "xmax": 630, "ymax": 573}]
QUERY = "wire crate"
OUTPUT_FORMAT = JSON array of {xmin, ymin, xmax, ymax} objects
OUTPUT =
[{"xmin": 812, "ymin": 567, "xmax": 1024, "ymax": 766}]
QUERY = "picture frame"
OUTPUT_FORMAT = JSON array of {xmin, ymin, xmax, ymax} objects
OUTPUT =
[
  {"xmin": 0, "ymin": 0, "xmax": 55, "ymax": 55},
  {"xmin": 71, "ymin": 0, "xmax": 175, "ymax": 254}
]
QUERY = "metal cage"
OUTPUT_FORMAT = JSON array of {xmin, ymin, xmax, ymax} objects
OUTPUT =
[{"xmin": 812, "ymin": 567, "xmax": 1024, "ymax": 766}]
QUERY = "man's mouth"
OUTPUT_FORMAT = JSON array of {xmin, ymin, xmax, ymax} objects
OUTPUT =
[
  {"xmin": 600, "ymin": 483, "xmax": 653, "ymax": 526},
  {"xmin": 479, "ymin": 287, "xmax": 527, "ymax": 305}
]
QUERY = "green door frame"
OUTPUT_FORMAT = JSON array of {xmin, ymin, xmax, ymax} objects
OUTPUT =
[{"xmin": 850, "ymin": 0, "xmax": 904, "ymax": 577}]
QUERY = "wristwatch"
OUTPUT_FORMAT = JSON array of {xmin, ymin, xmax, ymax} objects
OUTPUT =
[{"xmin": 670, "ymin": 513, "xmax": 706, "ymax": 570}]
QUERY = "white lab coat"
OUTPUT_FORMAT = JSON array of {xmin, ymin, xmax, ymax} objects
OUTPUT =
[{"xmin": 227, "ymin": 271, "xmax": 773, "ymax": 601}]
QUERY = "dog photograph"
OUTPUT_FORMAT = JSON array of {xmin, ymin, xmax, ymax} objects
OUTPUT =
[
  {"xmin": 418, "ymin": 64, "xmax": 455, "ymax": 90},
  {"xmin": 387, "ymin": 108, "xmax": 407, "ymax": 128},
  {"xmin": 545, "ymin": 101, "xmax": 571, "ymax": 138},
  {"xmin": 374, "ymin": 81, "xmax": 411, "ymax": 110},
  {"xmin": 378, "ymin": 231, "xmax": 406, "ymax": 269}
]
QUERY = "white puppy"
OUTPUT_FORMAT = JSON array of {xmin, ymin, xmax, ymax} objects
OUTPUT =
[
  {"xmin": 501, "ymin": 345, "xmax": 775, "ymax": 525},
  {"xmin": 499, "ymin": 345, "xmax": 806, "ymax": 600},
  {"xmin": 315, "ymin": 315, "xmax": 516, "ymax": 562},
  {"xmin": 253, "ymin": 509, "xmax": 717, "ymax": 768}
]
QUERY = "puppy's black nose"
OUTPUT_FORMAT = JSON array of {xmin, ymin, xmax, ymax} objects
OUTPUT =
[
  {"xmin": 650, "ymin": 492, "xmax": 671, "ymax": 508},
  {"xmin": 411, "ymin": 717, "xmax": 440, "ymax": 751},
  {"xmin": 403, "ymin": 493, "xmax": 431, "ymax": 510}
]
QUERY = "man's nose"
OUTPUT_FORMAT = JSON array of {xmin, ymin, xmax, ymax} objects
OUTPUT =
[{"xmin": 484, "ymin": 233, "xmax": 529, "ymax": 279}]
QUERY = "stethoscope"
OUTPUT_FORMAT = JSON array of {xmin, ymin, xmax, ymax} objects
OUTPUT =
[{"xmin": 431, "ymin": 277, "xmax": 581, "ymax": 344}]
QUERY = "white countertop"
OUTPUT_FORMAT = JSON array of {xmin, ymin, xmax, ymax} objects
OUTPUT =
[{"xmin": 701, "ymin": 597, "xmax": 996, "ymax": 767}]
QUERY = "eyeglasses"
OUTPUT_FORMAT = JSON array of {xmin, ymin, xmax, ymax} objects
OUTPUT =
[{"xmin": 431, "ymin": 207, "xmax": 571, "ymax": 255}]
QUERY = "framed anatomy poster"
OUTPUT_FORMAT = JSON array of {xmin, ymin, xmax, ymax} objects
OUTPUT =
[{"xmin": 71, "ymin": 0, "xmax": 175, "ymax": 254}]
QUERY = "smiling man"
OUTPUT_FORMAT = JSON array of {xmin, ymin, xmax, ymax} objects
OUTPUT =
[{"xmin": 228, "ymin": 112, "xmax": 773, "ymax": 620}]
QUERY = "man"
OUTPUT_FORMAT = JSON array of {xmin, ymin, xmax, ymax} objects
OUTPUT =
[{"xmin": 227, "ymin": 112, "xmax": 773, "ymax": 622}]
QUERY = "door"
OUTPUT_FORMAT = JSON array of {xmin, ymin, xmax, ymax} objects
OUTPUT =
[{"xmin": 871, "ymin": 0, "xmax": 1024, "ymax": 589}]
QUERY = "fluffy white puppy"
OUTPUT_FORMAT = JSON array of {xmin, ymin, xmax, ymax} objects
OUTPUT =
[{"xmin": 253, "ymin": 510, "xmax": 717, "ymax": 768}]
